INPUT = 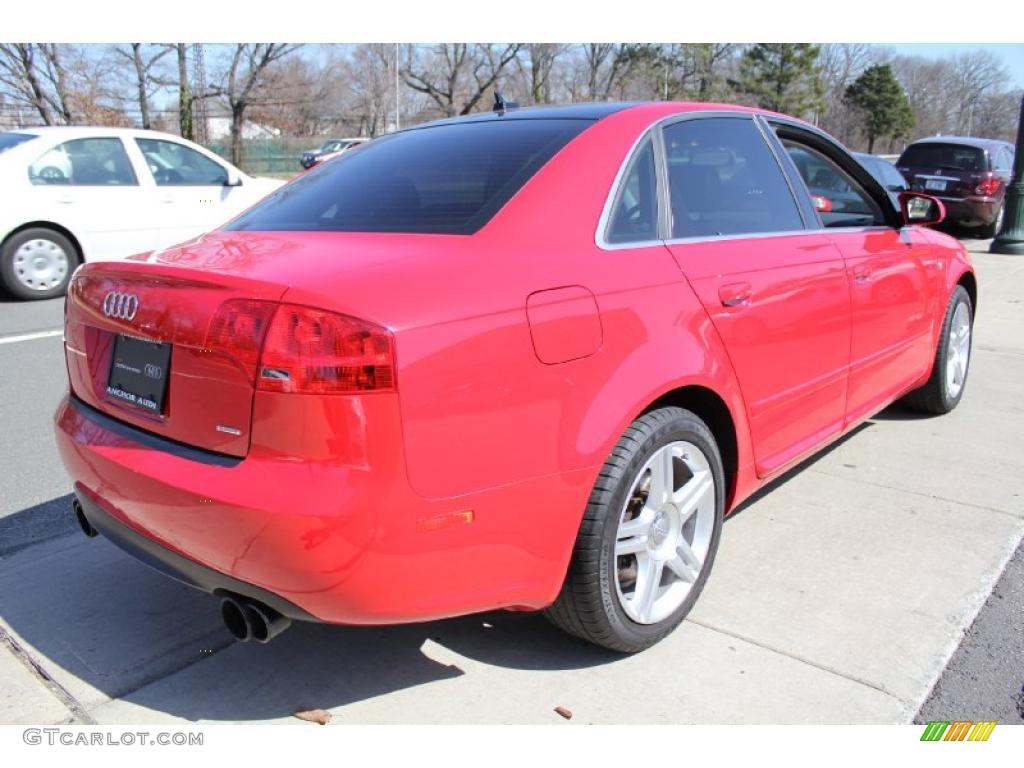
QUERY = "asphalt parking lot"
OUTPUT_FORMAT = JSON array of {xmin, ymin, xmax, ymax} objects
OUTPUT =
[{"xmin": 0, "ymin": 234, "xmax": 1021, "ymax": 725}]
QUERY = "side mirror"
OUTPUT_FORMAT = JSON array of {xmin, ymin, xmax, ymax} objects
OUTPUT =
[
  {"xmin": 225, "ymin": 168, "xmax": 243, "ymax": 187},
  {"xmin": 899, "ymin": 191, "xmax": 945, "ymax": 226}
]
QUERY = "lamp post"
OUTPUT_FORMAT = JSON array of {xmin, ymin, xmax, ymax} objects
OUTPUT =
[{"xmin": 991, "ymin": 95, "xmax": 1024, "ymax": 255}]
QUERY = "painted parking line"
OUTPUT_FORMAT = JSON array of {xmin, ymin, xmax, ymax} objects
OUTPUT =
[{"xmin": 0, "ymin": 329, "xmax": 63, "ymax": 346}]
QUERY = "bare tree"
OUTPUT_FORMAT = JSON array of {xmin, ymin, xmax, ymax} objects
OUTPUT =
[
  {"xmin": 403, "ymin": 43, "xmax": 522, "ymax": 117},
  {"xmin": 37, "ymin": 44, "xmax": 74, "ymax": 124},
  {"xmin": 573, "ymin": 44, "xmax": 636, "ymax": 101},
  {"xmin": 0, "ymin": 44, "xmax": 55, "ymax": 124},
  {"xmin": 114, "ymin": 44, "xmax": 172, "ymax": 129},
  {"xmin": 176, "ymin": 44, "xmax": 193, "ymax": 139},
  {"xmin": 817, "ymin": 43, "xmax": 877, "ymax": 141},
  {"xmin": 947, "ymin": 50, "xmax": 1009, "ymax": 136},
  {"xmin": 210, "ymin": 44, "xmax": 303, "ymax": 164},
  {"xmin": 517, "ymin": 44, "xmax": 566, "ymax": 104}
]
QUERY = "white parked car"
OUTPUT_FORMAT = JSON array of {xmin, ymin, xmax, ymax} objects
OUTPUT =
[{"xmin": 0, "ymin": 127, "xmax": 284, "ymax": 300}]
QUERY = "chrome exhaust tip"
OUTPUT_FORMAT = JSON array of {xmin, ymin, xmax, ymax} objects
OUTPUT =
[
  {"xmin": 221, "ymin": 597, "xmax": 254, "ymax": 642},
  {"xmin": 221, "ymin": 596, "xmax": 292, "ymax": 644}
]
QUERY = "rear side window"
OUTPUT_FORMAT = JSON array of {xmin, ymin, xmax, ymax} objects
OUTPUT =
[
  {"xmin": 898, "ymin": 143, "xmax": 987, "ymax": 172},
  {"xmin": 230, "ymin": 119, "xmax": 592, "ymax": 235},
  {"xmin": 663, "ymin": 117, "xmax": 803, "ymax": 239},
  {"xmin": 606, "ymin": 137, "xmax": 658, "ymax": 244},
  {"xmin": 0, "ymin": 132, "xmax": 35, "ymax": 154},
  {"xmin": 28, "ymin": 138, "xmax": 137, "ymax": 186}
]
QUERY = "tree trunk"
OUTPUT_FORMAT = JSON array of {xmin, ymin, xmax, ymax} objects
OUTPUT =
[
  {"xmin": 131, "ymin": 44, "xmax": 150, "ymax": 129},
  {"xmin": 177, "ymin": 44, "xmax": 193, "ymax": 140},
  {"xmin": 16, "ymin": 45, "xmax": 54, "ymax": 125},
  {"xmin": 230, "ymin": 105, "xmax": 245, "ymax": 167},
  {"xmin": 868, "ymin": 135, "xmax": 876, "ymax": 154}
]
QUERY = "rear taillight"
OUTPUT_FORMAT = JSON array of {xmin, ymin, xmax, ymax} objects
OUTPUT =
[
  {"xmin": 257, "ymin": 304, "xmax": 395, "ymax": 394},
  {"xmin": 974, "ymin": 176, "xmax": 1002, "ymax": 196},
  {"xmin": 206, "ymin": 299, "xmax": 278, "ymax": 382}
]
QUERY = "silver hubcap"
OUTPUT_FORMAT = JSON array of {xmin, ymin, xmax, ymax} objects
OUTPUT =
[
  {"xmin": 945, "ymin": 302, "xmax": 971, "ymax": 399},
  {"xmin": 614, "ymin": 440, "xmax": 716, "ymax": 625},
  {"xmin": 12, "ymin": 238, "xmax": 69, "ymax": 291}
]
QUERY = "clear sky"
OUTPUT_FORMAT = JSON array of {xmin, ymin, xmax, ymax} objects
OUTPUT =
[{"xmin": 880, "ymin": 44, "xmax": 1024, "ymax": 89}]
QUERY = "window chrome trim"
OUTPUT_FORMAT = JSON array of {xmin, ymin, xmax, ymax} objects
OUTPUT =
[
  {"xmin": 595, "ymin": 123, "xmax": 660, "ymax": 251},
  {"xmin": 663, "ymin": 229, "xmax": 815, "ymax": 247},
  {"xmin": 594, "ymin": 110, "xmax": 906, "ymax": 251},
  {"xmin": 596, "ymin": 110, "xmax": 771, "ymax": 251}
]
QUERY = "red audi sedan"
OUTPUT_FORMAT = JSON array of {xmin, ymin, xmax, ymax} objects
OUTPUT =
[{"xmin": 55, "ymin": 102, "xmax": 976, "ymax": 652}]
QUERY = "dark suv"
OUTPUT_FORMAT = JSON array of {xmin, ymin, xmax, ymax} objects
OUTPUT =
[{"xmin": 897, "ymin": 137, "xmax": 1014, "ymax": 237}]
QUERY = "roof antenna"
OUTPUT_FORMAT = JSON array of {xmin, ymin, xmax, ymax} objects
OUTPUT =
[{"xmin": 493, "ymin": 91, "xmax": 519, "ymax": 114}]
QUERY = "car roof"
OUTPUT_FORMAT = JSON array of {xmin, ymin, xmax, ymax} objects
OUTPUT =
[
  {"xmin": 906, "ymin": 135, "xmax": 1012, "ymax": 151},
  {"xmin": 6, "ymin": 126, "xmax": 195, "ymax": 141},
  {"xmin": 410, "ymin": 101, "xmax": 776, "ymax": 132}
]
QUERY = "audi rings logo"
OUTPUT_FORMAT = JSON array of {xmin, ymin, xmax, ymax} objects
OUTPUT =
[{"xmin": 102, "ymin": 291, "xmax": 139, "ymax": 321}]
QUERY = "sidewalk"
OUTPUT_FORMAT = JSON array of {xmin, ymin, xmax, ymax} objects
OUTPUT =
[{"xmin": 1, "ymin": 238, "xmax": 1021, "ymax": 725}]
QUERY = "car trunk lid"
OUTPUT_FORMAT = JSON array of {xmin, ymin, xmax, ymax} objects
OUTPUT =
[{"xmin": 65, "ymin": 259, "xmax": 288, "ymax": 457}]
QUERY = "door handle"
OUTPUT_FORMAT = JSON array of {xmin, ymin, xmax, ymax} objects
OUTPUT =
[
  {"xmin": 852, "ymin": 265, "xmax": 871, "ymax": 283},
  {"xmin": 719, "ymin": 282, "xmax": 752, "ymax": 307}
]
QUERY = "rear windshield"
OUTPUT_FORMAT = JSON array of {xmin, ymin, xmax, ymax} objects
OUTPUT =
[
  {"xmin": 0, "ymin": 132, "xmax": 36, "ymax": 154},
  {"xmin": 898, "ymin": 143, "xmax": 987, "ymax": 173},
  {"xmin": 229, "ymin": 119, "xmax": 593, "ymax": 235}
]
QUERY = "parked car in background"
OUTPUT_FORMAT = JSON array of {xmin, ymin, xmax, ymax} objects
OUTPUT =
[
  {"xmin": 299, "ymin": 137, "xmax": 368, "ymax": 169},
  {"xmin": 897, "ymin": 136, "xmax": 1014, "ymax": 237},
  {"xmin": 854, "ymin": 152, "xmax": 908, "ymax": 196},
  {"xmin": 56, "ymin": 102, "xmax": 975, "ymax": 653},
  {"xmin": 0, "ymin": 127, "xmax": 283, "ymax": 300}
]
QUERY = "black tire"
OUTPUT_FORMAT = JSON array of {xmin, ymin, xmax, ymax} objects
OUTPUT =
[
  {"xmin": 903, "ymin": 285, "xmax": 973, "ymax": 414},
  {"xmin": 545, "ymin": 407, "xmax": 725, "ymax": 653},
  {"xmin": 0, "ymin": 227, "xmax": 79, "ymax": 301}
]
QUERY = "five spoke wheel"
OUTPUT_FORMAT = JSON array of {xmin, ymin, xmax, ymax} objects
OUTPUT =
[{"xmin": 614, "ymin": 440, "xmax": 716, "ymax": 625}]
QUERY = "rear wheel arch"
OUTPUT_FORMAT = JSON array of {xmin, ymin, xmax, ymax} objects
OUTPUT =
[{"xmin": 640, "ymin": 385, "xmax": 739, "ymax": 510}]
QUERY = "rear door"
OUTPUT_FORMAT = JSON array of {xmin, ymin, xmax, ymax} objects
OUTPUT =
[
  {"xmin": 772, "ymin": 123, "xmax": 940, "ymax": 425},
  {"xmin": 27, "ymin": 136, "xmax": 162, "ymax": 260},
  {"xmin": 662, "ymin": 115, "xmax": 852, "ymax": 477}
]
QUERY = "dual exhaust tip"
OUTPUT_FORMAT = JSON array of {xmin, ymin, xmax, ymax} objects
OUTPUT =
[
  {"xmin": 220, "ymin": 595, "xmax": 292, "ymax": 644},
  {"xmin": 72, "ymin": 498, "xmax": 292, "ymax": 645}
]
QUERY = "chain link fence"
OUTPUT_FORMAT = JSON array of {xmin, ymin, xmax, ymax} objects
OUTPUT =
[{"xmin": 207, "ymin": 137, "xmax": 315, "ymax": 178}]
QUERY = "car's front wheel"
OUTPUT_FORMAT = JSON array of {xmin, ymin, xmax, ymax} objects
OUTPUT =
[
  {"xmin": 904, "ymin": 285, "xmax": 973, "ymax": 414},
  {"xmin": 1, "ymin": 227, "xmax": 79, "ymax": 300},
  {"xmin": 546, "ymin": 406, "xmax": 724, "ymax": 652}
]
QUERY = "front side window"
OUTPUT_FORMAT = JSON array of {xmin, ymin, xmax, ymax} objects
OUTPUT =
[
  {"xmin": 662, "ymin": 117, "xmax": 803, "ymax": 239},
  {"xmin": 606, "ymin": 137, "xmax": 658, "ymax": 244},
  {"xmin": 29, "ymin": 138, "xmax": 137, "ymax": 186},
  {"xmin": 229, "ymin": 119, "xmax": 592, "ymax": 235},
  {"xmin": 784, "ymin": 142, "xmax": 884, "ymax": 228},
  {"xmin": 136, "ymin": 138, "xmax": 228, "ymax": 185}
]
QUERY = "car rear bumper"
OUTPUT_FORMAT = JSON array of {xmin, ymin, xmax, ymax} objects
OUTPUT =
[
  {"xmin": 73, "ymin": 487, "xmax": 319, "ymax": 621},
  {"xmin": 54, "ymin": 393, "xmax": 589, "ymax": 625},
  {"xmin": 936, "ymin": 196, "xmax": 1000, "ymax": 227}
]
